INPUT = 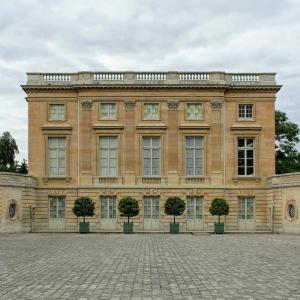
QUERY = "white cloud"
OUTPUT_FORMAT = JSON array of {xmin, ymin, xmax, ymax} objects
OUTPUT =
[{"xmin": 0, "ymin": 0, "xmax": 300, "ymax": 159}]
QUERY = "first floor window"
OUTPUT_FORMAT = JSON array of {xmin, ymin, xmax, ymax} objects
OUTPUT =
[
  {"xmin": 143, "ymin": 137, "xmax": 160, "ymax": 176},
  {"xmin": 49, "ymin": 196, "xmax": 65, "ymax": 219},
  {"xmin": 144, "ymin": 196, "xmax": 160, "ymax": 219},
  {"xmin": 186, "ymin": 136, "xmax": 204, "ymax": 176},
  {"xmin": 143, "ymin": 103, "xmax": 159, "ymax": 120},
  {"xmin": 100, "ymin": 196, "xmax": 116, "ymax": 219},
  {"xmin": 49, "ymin": 104, "xmax": 65, "ymax": 121},
  {"xmin": 239, "ymin": 104, "xmax": 253, "ymax": 119},
  {"xmin": 48, "ymin": 137, "xmax": 66, "ymax": 176},
  {"xmin": 186, "ymin": 103, "xmax": 203, "ymax": 120},
  {"xmin": 237, "ymin": 138, "xmax": 254, "ymax": 176},
  {"xmin": 238, "ymin": 197, "xmax": 254, "ymax": 220},
  {"xmin": 101, "ymin": 103, "xmax": 116, "ymax": 119},
  {"xmin": 187, "ymin": 196, "xmax": 203, "ymax": 219},
  {"xmin": 100, "ymin": 137, "xmax": 118, "ymax": 176}
]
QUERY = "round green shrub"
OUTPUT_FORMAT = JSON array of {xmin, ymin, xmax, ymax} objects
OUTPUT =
[
  {"xmin": 118, "ymin": 196, "xmax": 140, "ymax": 223},
  {"xmin": 209, "ymin": 198, "xmax": 229, "ymax": 223},
  {"xmin": 72, "ymin": 197, "xmax": 95, "ymax": 223},
  {"xmin": 164, "ymin": 196, "xmax": 185, "ymax": 223}
]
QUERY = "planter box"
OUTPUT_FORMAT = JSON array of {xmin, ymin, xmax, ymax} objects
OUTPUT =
[
  {"xmin": 123, "ymin": 222, "xmax": 133, "ymax": 234},
  {"xmin": 79, "ymin": 222, "xmax": 89, "ymax": 234},
  {"xmin": 170, "ymin": 223, "xmax": 179, "ymax": 234},
  {"xmin": 214, "ymin": 222, "xmax": 224, "ymax": 234}
]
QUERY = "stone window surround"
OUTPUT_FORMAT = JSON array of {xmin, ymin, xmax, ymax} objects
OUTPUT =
[
  {"xmin": 99, "ymin": 102, "xmax": 118, "ymax": 120},
  {"xmin": 185, "ymin": 103, "xmax": 204, "ymax": 121},
  {"xmin": 237, "ymin": 102, "xmax": 256, "ymax": 122},
  {"xmin": 48, "ymin": 102, "xmax": 66, "ymax": 122},
  {"xmin": 142, "ymin": 103, "xmax": 161, "ymax": 121}
]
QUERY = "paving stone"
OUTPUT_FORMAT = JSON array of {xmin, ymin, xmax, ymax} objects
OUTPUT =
[{"xmin": 0, "ymin": 234, "xmax": 299, "ymax": 299}]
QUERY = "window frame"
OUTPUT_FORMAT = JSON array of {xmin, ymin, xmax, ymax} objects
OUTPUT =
[
  {"xmin": 99, "ymin": 102, "xmax": 118, "ymax": 120},
  {"xmin": 100, "ymin": 196, "xmax": 117, "ymax": 219},
  {"xmin": 185, "ymin": 136, "xmax": 204, "ymax": 177},
  {"xmin": 236, "ymin": 137, "xmax": 255, "ymax": 177},
  {"xmin": 142, "ymin": 103, "xmax": 160, "ymax": 121},
  {"xmin": 185, "ymin": 103, "xmax": 204, "ymax": 121},
  {"xmin": 187, "ymin": 196, "xmax": 203, "ymax": 220},
  {"xmin": 142, "ymin": 136, "xmax": 161, "ymax": 177},
  {"xmin": 47, "ymin": 136, "xmax": 68, "ymax": 177},
  {"xmin": 238, "ymin": 196, "xmax": 255, "ymax": 220},
  {"xmin": 48, "ymin": 103, "xmax": 66, "ymax": 122},
  {"xmin": 48, "ymin": 196, "xmax": 66, "ymax": 219},
  {"xmin": 99, "ymin": 136, "xmax": 119, "ymax": 177},
  {"xmin": 237, "ymin": 103, "xmax": 255, "ymax": 121}
]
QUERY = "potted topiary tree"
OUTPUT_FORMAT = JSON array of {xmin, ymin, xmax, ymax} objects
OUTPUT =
[
  {"xmin": 118, "ymin": 196, "xmax": 139, "ymax": 234},
  {"xmin": 72, "ymin": 197, "xmax": 95, "ymax": 234},
  {"xmin": 209, "ymin": 198, "xmax": 229, "ymax": 234},
  {"xmin": 164, "ymin": 197, "xmax": 185, "ymax": 234}
]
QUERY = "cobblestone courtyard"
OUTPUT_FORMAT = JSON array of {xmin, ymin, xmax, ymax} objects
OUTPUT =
[{"xmin": 0, "ymin": 233, "xmax": 299, "ymax": 300}]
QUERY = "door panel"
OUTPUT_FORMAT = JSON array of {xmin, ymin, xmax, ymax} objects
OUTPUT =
[
  {"xmin": 186, "ymin": 197, "xmax": 204, "ymax": 231},
  {"xmin": 100, "ymin": 196, "xmax": 117, "ymax": 230},
  {"xmin": 49, "ymin": 196, "xmax": 66, "ymax": 231},
  {"xmin": 144, "ymin": 196, "xmax": 160, "ymax": 231}
]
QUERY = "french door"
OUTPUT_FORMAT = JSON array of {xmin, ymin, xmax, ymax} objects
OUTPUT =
[
  {"xmin": 238, "ymin": 197, "xmax": 255, "ymax": 230},
  {"xmin": 100, "ymin": 196, "xmax": 117, "ymax": 230},
  {"xmin": 186, "ymin": 196, "xmax": 204, "ymax": 231},
  {"xmin": 144, "ymin": 196, "xmax": 160, "ymax": 231},
  {"xmin": 49, "ymin": 196, "xmax": 65, "ymax": 230}
]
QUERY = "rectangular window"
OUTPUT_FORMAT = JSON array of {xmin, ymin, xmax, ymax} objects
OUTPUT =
[
  {"xmin": 185, "ymin": 137, "xmax": 204, "ymax": 176},
  {"xmin": 100, "ymin": 196, "xmax": 116, "ymax": 219},
  {"xmin": 143, "ymin": 137, "xmax": 160, "ymax": 176},
  {"xmin": 100, "ymin": 137, "xmax": 118, "ymax": 176},
  {"xmin": 237, "ymin": 138, "xmax": 255, "ymax": 176},
  {"xmin": 239, "ymin": 104, "xmax": 253, "ymax": 119},
  {"xmin": 143, "ymin": 103, "xmax": 159, "ymax": 120},
  {"xmin": 48, "ymin": 137, "xmax": 66, "ymax": 176},
  {"xmin": 101, "ymin": 103, "xmax": 116, "ymax": 119},
  {"xmin": 238, "ymin": 197, "xmax": 254, "ymax": 220},
  {"xmin": 144, "ymin": 196, "xmax": 160, "ymax": 219},
  {"xmin": 187, "ymin": 196, "xmax": 203, "ymax": 219},
  {"xmin": 49, "ymin": 104, "xmax": 65, "ymax": 121},
  {"xmin": 186, "ymin": 103, "xmax": 203, "ymax": 120},
  {"xmin": 49, "ymin": 196, "xmax": 65, "ymax": 219}
]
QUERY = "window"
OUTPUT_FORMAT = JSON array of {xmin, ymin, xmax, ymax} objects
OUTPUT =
[
  {"xmin": 49, "ymin": 104, "xmax": 65, "ymax": 121},
  {"xmin": 100, "ymin": 137, "xmax": 118, "ymax": 176},
  {"xmin": 49, "ymin": 196, "xmax": 65, "ymax": 219},
  {"xmin": 287, "ymin": 202, "xmax": 296, "ymax": 220},
  {"xmin": 237, "ymin": 138, "xmax": 254, "ymax": 176},
  {"xmin": 48, "ymin": 137, "xmax": 66, "ymax": 176},
  {"xmin": 143, "ymin": 137, "xmax": 160, "ymax": 176},
  {"xmin": 144, "ymin": 196, "xmax": 160, "ymax": 219},
  {"xmin": 239, "ymin": 197, "xmax": 254, "ymax": 220},
  {"xmin": 8, "ymin": 201, "xmax": 17, "ymax": 219},
  {"xmin": 100, "ymin": 196, "xmax": 116, "ymax": 219},
  {"xmin": 143, "ymin": 103, "xmax": 159, "ymax": 120},
  {"xmin": 186, "ymin": 103, "xmax": 203, "ymax": 120},
  {"xmin": 185, "ymin": 137, "xmax": 204, "ymax": 176},
  {"xmin": 239, "ymin": 104, "xmax": 253, "ymax": 119},
  {"xmin": 101, "ymin": 103, "xmax": 116, "ymax": 119},
  {"xmin": 187, "ymin": 196, "xmax": 203, "ymax": 219}
]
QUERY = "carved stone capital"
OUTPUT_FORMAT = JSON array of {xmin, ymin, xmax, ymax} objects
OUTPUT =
[
  {"xmin": 80, "ymin": 99, "xmax": 93, "ymax": 110},
  {"xmin": 210, "ymin": 99, "xmax": 223, "ymax": 110},
  {"xmin": 124, "ymin": 100, "xmax": 136, "ymax": 110},
  {"xmin": 167, "ymin": 100, "xmax": 179, "ymax": 110}
]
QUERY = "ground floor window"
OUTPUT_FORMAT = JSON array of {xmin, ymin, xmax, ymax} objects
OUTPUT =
[
  {"xmin": 49, "ymin": 196, "xmax": 65, "ymax": 219},
  {"xmin": 100, "ymin": 196, "xmax": 116, "ymax": 219},
  {"xmin": 144, "ymin": 196, "xmax": 160, "ymax": 219},
  {"xmin": 238, "ymin": 197, "xmax": 254, "ymax": 220},
  {"xmin": 187, "ymin": 196, "xmax": 203, "ymax": 219}
]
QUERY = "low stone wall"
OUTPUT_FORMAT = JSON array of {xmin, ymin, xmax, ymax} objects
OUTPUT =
[
  {"xmin": 0, "ymin": 172, "xmax": 37, "ymax": 233},
  {"xmin": 267, "ymin": 173, "xmax": 300, "ymax": 234}
]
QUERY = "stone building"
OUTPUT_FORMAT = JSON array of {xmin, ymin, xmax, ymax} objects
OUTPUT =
[{"xmin": 0, "ymin": 71, "xmax": 299, "ymax": 233}]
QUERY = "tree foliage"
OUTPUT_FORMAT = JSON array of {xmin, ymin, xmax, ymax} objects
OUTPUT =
[
  {"xmin": 275, "ymin": 110, "xmax": 300, "ymax": 174},
  {"xmin": 0, "ymin": 132, "xmax": 19, "ymax": 169},
  {"xmin": 17, "ymin": 159, "xmax": 28, "ymax": 174},
  {"xmin": 209, "ymin": 198, "xmax": 229, "ymax": 223},
  {"xmin": 118, "ymin": 196, "xmax": 139, "ymax": 223},
  {"xmin": 72, "ymin": 197, "xmax": 95, "ymax": 223},
  {"xmin": 164, "ymin": 197, "xmax": 185, "ymax": 223}
]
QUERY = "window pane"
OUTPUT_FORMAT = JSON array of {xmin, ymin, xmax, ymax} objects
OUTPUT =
[
  {"xmin": 101, "ymin": 103, "xmax": 116, "ymax": 119},
  {"xmin": 48, "ymin": 137, "xmax": 66, "ymax": 176},
  {"xmin": 50, "ymin": 104, "xmax": 65, "ymax": 120},
  {"xmin": 144, "ymin": 104, "xmax": 159, "ymax": 119},
  {"xmin": 100, "ymin": 137, "xmax": 118, "ymax": 177}
]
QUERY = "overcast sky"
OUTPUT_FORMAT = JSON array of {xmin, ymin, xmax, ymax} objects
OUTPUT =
[{"xmin": 0, "ymin": 0, "xmax": 299, "ymax": 161}]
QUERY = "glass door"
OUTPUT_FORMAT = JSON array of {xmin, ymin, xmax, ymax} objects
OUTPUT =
[
  {"xmin": 49, "ymin": 196, "xmax": 65, "ymax": 231},
  {"xmin": 144, "ymin": 196, "xmax": 160, "ymax": 231},
  {"xmin": 186, "ymin": 196, "xmax": 204, "ymax": 231},
  {"xmin": 238, "ymin": 197, "xmax": 255, "ymax": 230},
  {"xmin": 100, "ymin": 196, "xmax": 117, "ymax": 230}
]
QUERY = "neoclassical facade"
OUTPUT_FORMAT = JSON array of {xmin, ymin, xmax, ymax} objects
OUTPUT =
[{"xmin": 1, "ymin": 71, "xmax": 299, "ymax": 233}]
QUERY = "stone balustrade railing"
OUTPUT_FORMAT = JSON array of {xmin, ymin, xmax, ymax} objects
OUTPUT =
[{"xmin": 25, "ymin": 71, "xmax": 278, "ymax": 86}]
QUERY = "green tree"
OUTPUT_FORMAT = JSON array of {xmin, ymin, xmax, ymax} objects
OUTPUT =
[
  {"xmin": 164, "ymin": 197, "xmax": 185, "ymax": 223},
  {"xmin": 17, "ymin": 159, "xmax": 28, "ymax": 174},
  {"xmin": 275, "ymin": 110, "xmax": 300, "ymax": 174},
  {"xmin": 0, "ymin": 132, "xmax": 19, "ymax": 170},
  {"xmin": 209, "ymin": 198, "xmax": 229, "ymax": 224},
  {"xmin": 118, "ymin": 197, "xmax": 139, "ymax": 223},
  {"xmin": 72, "ymin": 197, "xmax": 95, "ymax": 223}
]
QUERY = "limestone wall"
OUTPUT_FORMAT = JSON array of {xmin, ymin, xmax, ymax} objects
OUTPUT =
[{"xmin": 0, "ymin": 173, "xmax": 37, "ymax": 233}]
